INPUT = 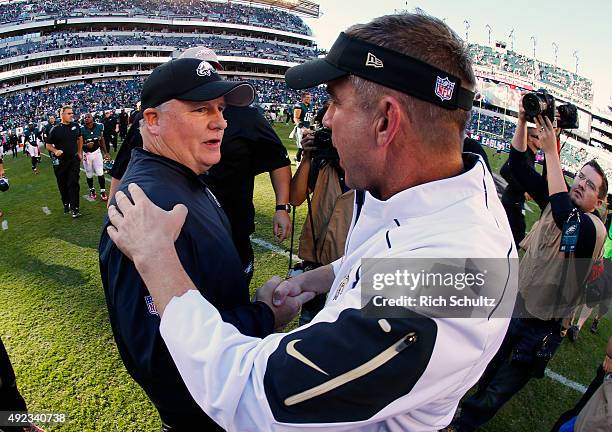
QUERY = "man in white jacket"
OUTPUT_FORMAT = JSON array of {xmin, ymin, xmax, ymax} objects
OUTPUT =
[{"xmin": 106, "ymin": 12, "xmax": 518, "ymax": 431}]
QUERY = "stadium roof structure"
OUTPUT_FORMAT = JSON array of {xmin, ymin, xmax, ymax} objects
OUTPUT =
[{"xmin": 228, "ymin": 0, "xmax": 320, "ymax": 17}]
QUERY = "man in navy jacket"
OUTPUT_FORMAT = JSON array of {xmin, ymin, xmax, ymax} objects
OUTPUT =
[{"xmin": 99, "ymin": 58, "xmax": 308, "ymax": 431}]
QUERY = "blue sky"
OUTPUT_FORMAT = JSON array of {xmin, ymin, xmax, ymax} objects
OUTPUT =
[{"xmin": 303, "ymin": 0, "xmax": 612, "ymax": 110}]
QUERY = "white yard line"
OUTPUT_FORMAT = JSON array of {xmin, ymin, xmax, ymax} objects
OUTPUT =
[
  {"xmin": 545, "ymin": 368, "xmax": 587, "ymax": 394},
  {"xmin": 250, "ymin": 236, "xmax": 300, "ymax": 263}
]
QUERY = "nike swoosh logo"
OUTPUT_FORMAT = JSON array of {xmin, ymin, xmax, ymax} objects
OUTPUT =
[
  {"xmin": 284, "ymin": 332, "xmax": 417, "ymax": 407},
  {"xmin": 286, "ymin": 339, "xmax": 329, "ymax": 376}
]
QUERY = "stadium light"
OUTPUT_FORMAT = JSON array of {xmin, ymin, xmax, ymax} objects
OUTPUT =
[
  {"xmin": 530, "ymin": 36, "xmax": 537, "ymax": 58},
  {"xmin": 573, "ymin": 50, "xmax": 579, "ymax": 74},
  {"xmin": 463, "ymin": 20, "xmax": 470, "ymax": 43},
  {"xmin": 508, "ymin": 28, "xmax": 515, "ymax": 51},
  {"xmin": 552, "ymin": 42, "xmax": 558, "ymax": 67},
  {"xmin": 485, "ymin": 24, "xmax": 492, "ymax": 46}
]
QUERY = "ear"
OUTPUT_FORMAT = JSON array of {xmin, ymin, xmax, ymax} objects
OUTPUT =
[
  {"xmin": 143, "ymin": 108, "xmax": 161, "ymax": 135},
  {"xmin": 373, "ymin": 95, "xmax": 402, "ymax": 149}
]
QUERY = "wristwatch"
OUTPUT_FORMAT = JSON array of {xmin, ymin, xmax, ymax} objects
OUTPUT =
[{"xmin": 275, "ymin": 204, "xmax": 291, "ymax": 212}]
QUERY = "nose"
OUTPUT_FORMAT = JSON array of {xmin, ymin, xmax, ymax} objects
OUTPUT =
[
  {"xmin": 210, "ymin": 108, "xmax": 227, "ymax": 130},
  {"xmin": 322, "ymin": 104, "xmax": 334, "ymax": 129}
]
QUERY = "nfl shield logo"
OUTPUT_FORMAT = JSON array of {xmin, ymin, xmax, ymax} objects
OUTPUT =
[
  {"xmin": 145, "ymin": 295, "xmax": 159, "ymax": 316},
  {"xmin": 435, "ymin": 76, "xmax": 455, "ymax": 101}
]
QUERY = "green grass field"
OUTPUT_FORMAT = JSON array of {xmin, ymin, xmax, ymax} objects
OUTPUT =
[{"xmin": 0, "ymin": 123, "xmax": 608, "ymax": 431}]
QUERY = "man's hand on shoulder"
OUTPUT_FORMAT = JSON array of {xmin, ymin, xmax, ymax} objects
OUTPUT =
[
  {"xmin": 107, "ymin": 183, "xmax": 188, "ymax": 265},
  {"xmin": 106, "ymin": 183, "xmax": 192, "ymax": 317}
]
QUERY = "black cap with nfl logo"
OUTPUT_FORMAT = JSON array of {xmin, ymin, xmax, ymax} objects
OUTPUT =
[
  {"xmin": 285, "ymin": 32, "xmax": 474, "ymax": 111},
  {"xmin": 141, "ymin": 58, "xmax": 255, "ymax": 109}
]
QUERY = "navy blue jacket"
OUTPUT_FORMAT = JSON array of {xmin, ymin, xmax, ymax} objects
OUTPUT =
[{"xmin": 99, "ymin": 148, "xmax": 274, "ymax": 428}]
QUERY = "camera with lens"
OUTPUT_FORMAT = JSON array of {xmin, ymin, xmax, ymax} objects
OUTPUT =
[
  {"xmin": 556, "ymin": 103, "xmax": 579, "ymax": 129},
  {"xmin": 522, "ymin": 89, "xmax": 556, "ymax": 123},
  {"xmin": 311, "ymin": 127, "xmax": 338, "ymax": 161},
  {"xmin": 522, "ymin": 89, "xmax": 578, "ymax": 129},
  {"xmin": 0, "ymin": 176, "xmax": 9, "ymax": 192}
]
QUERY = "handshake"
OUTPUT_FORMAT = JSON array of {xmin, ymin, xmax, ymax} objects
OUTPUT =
[{"xmin": 254, "ymin": 274, "xmax": 321, "ymax": 330}]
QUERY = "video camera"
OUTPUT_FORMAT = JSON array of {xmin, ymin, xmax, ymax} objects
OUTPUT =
[{"xmin": 522, "ymin": 89, "xmax": 578, "ymax": 129}]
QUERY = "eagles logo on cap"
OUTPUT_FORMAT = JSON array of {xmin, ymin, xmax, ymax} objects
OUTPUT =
[{"xmin": 196, "ymin": 61, "xmax": 216, "ymax": 77}]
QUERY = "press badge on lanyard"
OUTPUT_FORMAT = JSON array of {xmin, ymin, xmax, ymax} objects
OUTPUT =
[{"xmin": 560, "ymin": 209, "xmax": 580, "ymax": 253}]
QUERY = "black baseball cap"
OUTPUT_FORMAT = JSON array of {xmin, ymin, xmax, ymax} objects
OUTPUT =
[
  {"xmin": 285, "ymin": 32, "xmax": 474, "ymax": 111},
  {"xmin": 141, "ymin": 58, "xmax": 254, "ymax": 109}
]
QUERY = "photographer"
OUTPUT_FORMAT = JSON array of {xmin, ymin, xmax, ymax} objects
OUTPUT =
[
  {"xmin": 450, "ymin": 96, "xmax": 608, "ymax": 431},
  {"xmin": 290, "ymin": 108, "xmax": 353, "ymax": 324}
]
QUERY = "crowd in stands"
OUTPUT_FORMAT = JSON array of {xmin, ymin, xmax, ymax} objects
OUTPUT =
[
  {"xmin": 0, "ymin": 32, "xmax": 320, "ymax": 61},
  {"xmin": 467, "ymin": 111, "xmax": 517, "ymax": 142},
  {"xmin": 0, "ymin": 0, "xmax": 311, "ymax": 35},
  {"xmin": 0, "ymin": 77, "xmax": 329, "ymax": 131},
  {"xmin": 468, "ymin": 43, "xmax": 593, "ymax": 101},
  {"xmin": 560, "ymin": 141, "xmax": 612, "ymax": 179},
  {"xmin": 247, "ymin": 79, "xmax": 326, "ymax": 105},
  {"xmin": 0, "ymin": 79, "xmax": 142, "ymax": 130}
]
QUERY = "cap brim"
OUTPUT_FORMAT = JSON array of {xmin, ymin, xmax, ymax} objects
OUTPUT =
[
  {"xmin": 285, "ymin": 58, "xmax": 347, "ymax": 90},
  {"xmin": 177, "ymin": 81, "xmax": 254, "ymax": 107}
]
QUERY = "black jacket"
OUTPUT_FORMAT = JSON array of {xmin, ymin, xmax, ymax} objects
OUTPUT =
[{"xmin": 99, "ymin": 149, "xmax": 274, "ymax": 427}]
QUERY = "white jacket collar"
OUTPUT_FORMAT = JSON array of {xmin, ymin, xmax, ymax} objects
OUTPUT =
[{"xmin": 358, "ymin": 153, "xmax": 487, "ymax": 221}]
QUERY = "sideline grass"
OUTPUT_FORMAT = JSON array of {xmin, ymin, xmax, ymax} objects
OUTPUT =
[{"xmin": 0, "ymin": 124, "xmax": 608, "ymax": 431}]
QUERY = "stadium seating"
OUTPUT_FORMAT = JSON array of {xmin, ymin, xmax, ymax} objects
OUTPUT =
[
  {"xmin": 0, "ymin": 33, "xmax": 320, "ymax": 61},
  {"xmin": 467, "ymin": 111, "xmax": 517, "ymax": 142},
  {"xmin": 468, "ymin": 43, "xmax": 593, "ymax": 101},
  {"xmin": 0, "ymin": 0, "xmax": 311, "ymax": 35},
  {"xmin": 0, "ymin": 78, "xmax": 328, "ymax": 130}
]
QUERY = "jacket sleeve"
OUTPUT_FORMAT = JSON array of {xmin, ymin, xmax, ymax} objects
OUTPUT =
[
  {"xmin": 159, "ymin": 254, "xmax": 514, "ymax": 432},
  {"xmin": 160, "ymin": 286, "xmax": 448, "ymax": 431},
  {"xmin": 249, "ymin": 109, "xmax": 290, "ymax": 176},
  {"xmin": 508, "ymin": 147, "xmax": 549, "ymax": 210}
]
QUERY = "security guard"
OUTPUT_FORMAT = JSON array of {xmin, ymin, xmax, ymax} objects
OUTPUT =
[{"xmin": 45, "ymin": 106, "xmax": 83, "ymax": 218}]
